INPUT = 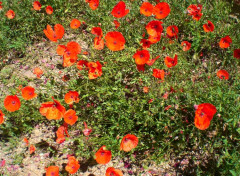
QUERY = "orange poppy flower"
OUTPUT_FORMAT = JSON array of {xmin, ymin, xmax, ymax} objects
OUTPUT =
[
  {"xmin": 145, "ymin": 20, "xmax": 163, "ymax": 37},
  {"xmin": 140, "ymin": 39, "xmax": 152, "ymax": 49},
  {"xmin": 64, "ymin": 91, "xmax": 80, "ymax": 105},
  {"xmin": 64, "ymin": 109, "xmax": 78, "ymax": 125},
  {"xmin": 33, "ymin": 67, "xmax": 43, "ymax": 78},
  {"xmin": 113, "ymin": 20, "xmax": 120, "ymax": 29},
  {"xmin": 140, "ymin": 2, "xmax": 153, "ymax": 17},
  {"xmin": 166, "ymin": 25, "xmax": 179, "ymax": 38},
  {"xmin": 153, "ymin": 2, "xmax": 171, "ymax": 19},
  {"xmin": 91, "ymin": 27, "xmax": 103, "ymax": 37},
  {"xmin": 194, "ymin": 103, "xmax": 216, "ymax": 130},
  {"xmin": 65, "ymin": 156, "xmax": 80, "ymax": 174},
  {"xmin": 187, "ymin": 4, "xmax": 202, "ymax": 21},
  {"xmin": 95, "ymin": 145, "xmax": 112, "ymax": 164},
  {"xmin": 203, "ymin": 20, "xmax": 214, "ymax": 32},
  {"xmin": 105, "ymin": 31, "xmax": 125, "ymax": 51},
  {"xmin": 152, "ymin": 69, "xmax": 164, "ymax": 80},
  {"xmin": 217, "ymin": 70, "xmax": 229, "ymax": 80},
  {"xmin": 146, "ymin": 55, "xmax": 160, "ymax": 66},
  {"xmin": 0, "ymin": 110, "xmax": 4, "ymax": 125},
  {"xmin": 120, "ymin": 134, "xmax": 138, "ymax": 152},
  {"xmin": 88, "ymin": 61, "xmax": 102, "ymax": 79},
  {"xmin": 86, "ymin": 0, "xmax": 99, "ymax": 10},
  {"xmin": 23, "ymin": 137, "xmax": 29, "ymax": 146},
  {"xmin": 56, "ymin": 124, "xmax": 69, "ymax": 144},
  {"xmin": 29, "ymin": 144, "xmax": 36, "ymax": 154},
  {"xmin": 45, "ymin": 166, "xmax": 59, "ymax": 176},
  {"xmin": 143, "ymin": 87, "xmax": 149, "ymax": 93},
  {"xmin": 148, "ymin": 35, "xmax": 161, "ymax": 44},
  {"xmin": 4, "ymin": 95, "xmax": 21, "ymax": 112},
  {"xmin": 46, "ymin": 5, "xmax": 53, "ymax": 15},
  {"xmin": 76, "ymin": 60, "xmax": 88, "ymax": 70},
  {"xmin": 234, "ymin": 49, "xmax": 240, "ymax": 59},
  {"xmin": 43, "ymin": 24, "xmax": 65, "ymax": 42},
  {"xmin": 106, "ymin": 167, "xmax": 123, "ymax": 176},
  {"xmin": 33, "ymin": 1, "xmax": 41, "ymax": 11},
  {"xmin": 94, "ymin": 37, "xmax": 104, "ymax": 50},
  {"xmin": 133, "ymin": 50, "xmax": 150, "ymax": 65},
  {"xmin": 164, "ymin": 55, "xmax": 178, "ymax": 68},
  {"xmin": 111, "ymin": 1, "xmax": 129, "ymax": 18},
  {"xmin": 57, "ymin": 41, "xmax": 81, "ymax": 58},
  {"xmin": 70, "ymin": 19, "xmax": 81, "ymax": 29},
  {"xmin": 6, "ymin": 10, "xmax": 15, "ymax": 19},
  {"xmin": 21, "ymin": 86, "xmax": 37, "ymax": 100},
  {"xmin": 219, "ymin": 36, "xmax": 232, "ymax": 49},
  {"xmin": 39, "ymin": 97, "xmax": 66, "ymax": 120},
  {"xmin": 181, "ymin": 41, "xmax": 191, "ymax": 51}
]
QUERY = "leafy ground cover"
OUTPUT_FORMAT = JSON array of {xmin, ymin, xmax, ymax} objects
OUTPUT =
[{"xmin": 0, "ymin": 0, "xmax": 240, "ymax": 175}]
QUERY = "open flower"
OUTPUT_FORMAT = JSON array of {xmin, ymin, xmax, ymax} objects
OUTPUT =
[
  {"xmin": 43, "ymin": 24, "xmax": 64, "ymax": 42},
  {"xmin": 217, "ymin": 70, "xmax": 229, "ymax": 80},
  {"xmin": 140, "ymin": 2, "xmax": 153, "ymax": 17},
  {"xmin": 133, "ymin": 50, "xmax": 150, "ymax": 65},
  {"xmin": 64, "ymin": 91, "xmax": 80, "ymax": 105},
  {"xmin": 39, "ymin": 97, "xmax": 66, "ymax": 120},
  {"xmin": 181, "ymin": 41, "xmax": 191, "ymax": 51},
  {"xmin": 85, "ymin": 0, "xmax": 99, "ymax": 10},
  {"xmin": 164, "ymin": 55, "xmax": 178, "ymax": 68},
  {"xmin": 64, "ymin": 109, "xmax": 78, "ymax": 125},
  {"xmin": 153, "ymin": 69, "xmax": 164, "ymax": 80},
  {"xmin": 91, "ymin": 27, "xmax": 103, "ymax": 37},
  {"xmin": 203, "ymin": 20, "xmax": 214, "ymax": 32},
  {"xmin": 105, "ymin": 31, "xmax": 125, "ymax": 51},
  {"xmin": 4, "ymin": 95, "xmax": 21, "ymax": 112},
  {"xmin": 87, "ymin": 61, "xmax": 102, "ymax": 79},
  {"xmin": 146, "ymin": 20, "xmax": 163, "ymax": 37},
  {"xmin": 153, "ymin": 2, "xmax": 171, "ymax": 19},
  {"xmin": 140, "ymin": 39, "xmax": 152, "ymax": 49},
  {"xmin": 187, "ymin": 4, "xmax": 202, "ymax": 21},
  {"xmin": 33, "ymin": 67, "xmax": 43, "ymax": 78},
  {"xmin": 111, "ymin": 1, "xmax": 129, "ymax": 18},
  {"xmin": 0, "ymin": 110, "xmax": 4, "ymax": 125},
  {"xmin": 6, "ymin": 10, "xmax": 15, "ymax": 19},
  {"xmin": 95, "ymin": 145, "xmax": 112, "ymax": 164},
  {"xmin": 106, "ymin": 167, "xmax": 123, "ymax": 176},
  {"xmin": 194, "ymin": 103, "xmax": 216, "ymax": 130},
  {"xmin": 65, "ymin": 156, "xmax": 80, "ymax": 174},
  {"xmin": 45, "ymin": 166, "xmax": 59, "ymax": 176},
  {"xmin": 94, "ymin": 37, "xmax": 104, "ymax": 50},
  {"xmin": 21, "ymin": 86, "xmax": 37, "ymax": 100},
  {"xmin": 33, "ymin": 1, "xmax": 41, "ymax": 11},
  {"xmin": 46, "ymin": 6, "xmax": 53, "ymax": 15},
  {"xmin": 219, "ymin": 36, "xmax": 232, "ymax": 49},
  {"xmin": 120, "ymin": 134, "xmax": 138, "ymax": 152},
  {"xmin": 29, "ymin": 145, "xmax": 36, "ymax": 154},
  {"xmin": 70, "ymin": 19, "xmax": 81, "ymax": 29},
  {"xmin": 56, "ymin": 123, "xmax": 69, "ymax": 144},
  {"xmin": 166, "ymin": 25, "xmax": 179, "ymax": 39}
]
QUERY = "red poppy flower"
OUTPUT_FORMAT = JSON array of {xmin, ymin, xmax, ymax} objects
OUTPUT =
[
  {"xmin": 70, "ymin": 19, "xmax": 81, "ymax": 29},
  {"xmin": 0, "ymin": 110, "xmax": 4, "ymax": 125},
  {"xmin": 152, "ymin": 69, "xmax": 164, "ymax": 80},
  {"xmin": 166, "ymin": 25, "xmax": 179, "ymax": 38},
  {"xmin": 203, "ymin": 20, "xmax": 214, "ymax": 32},
  {"xmin": 120, "ymin": 134, "xmax": 138, "ymax": 152},
  {"xmin": 140, "ymin": 2, "xmax": 153, "ymax": 17},
  {"xmin": 64, "ymin": 109, "xmax": 78, "ymax": 125},
  {"xmin": 145, "ymin": 20, "xmax": 163, "ymax": 37},
  {"xmin": 87, "ymin": 61, "xmax": 102, "ymax": 79},
  {"xmin": 4, "ymin": 95, "xmax": 21, "ymax": 112},
  {"xmin": 91, "ymin": 27, "xmax": 103, "ymax": 37},
  {"xmin": 94, "ymin": 37, "xmax": 104, "ymax": 50},
  {"xmin": 194, "ymin": 103, "xmax": 216, "ymax": 130},
  {"xmin": 43, "ymin": 24, "xmax": 64, "ymax": 42},
  {"xmin": 153, "ymin": 2, "xmax": 171, "ymax": 19},
  {"xmin": 64, "ymin": 91, "xmax": 80, "ymax": 105},
  {"xmin": 33, "ymin": 67, "xmax": 43, "ymax": 78},
  {"xmin": 46, "ymin": 6, "xmax": 53, "ymax": 14},
  {"xmin": 140, "ymin": 39, "xmax": 152, "ymax": 49},
  {"xmin": 21, "ymin": 86, "xmax": 37, "ymax": 100},
  {"xmin": 111, "ymin": 1, "xmax": 129, "ymax": 18},
  {"xmin": 33, "ymin": 1, "xmax": 41, "ymax": 11},
  {"xmin": 76, "ymin": 60, "xmax": 88, "ymax": 70},
  {"xmin": 105, "ymin": 31, "xmax": 125, "ymax": 51},
  {"xmin": 217, "ymin": 70, "xmax": 229, "ymax": 80},
  {"xmin": 29, "ymin": 144, "xmax": 36, "ymax": 154},
  {"xmin": 164, "ymin": 55, "xmax": 178, "ymax": 68},
  {"xmin": 136, "ymin": 64, "xmax": 145, "ymax": 72},
  {"xmin": 0, "ymin": 2, "xmax": 2, "ymax": 10},
  {"xmin": 234, "ymin": 49, "xmax": 240, "ymax": 59},
  {"xmin": 219, "ymin": 36, "xmax": 232, "ymax": 49},
  {"xmin": 86, "ymin": 0, "xmax": 99, "ymax": 10},
  {"xmin": 6, "ymin": 10, "xmax": 15, "ymax": 19},
  {"xmin": 106, "ymin": 167, "xmax": 123, "ymax": 176},
  {"xmin": 187, "ymin": 4, "xmax": 202, "ymax": 21},
  {"xmin": 181, "ymin": 41, "xmax": 191, "ymax": 51},
  {"xmin": 39, "ymin": 97, "xmax": 66, "ymax": 120},
  {"xmin": 65, "ymin": 156, "xmax": 80, "ymax": 174},
  {"xmin": 133, "ymin": 50, "xmax": 150, "ymax": 65},
  {"xmin": 113, "ymin": 20, "xmax": 120, "ymax": 29},
  {"xmin": 45, "ymin": 166, "xmax": 59, "ymax": 176},
  {"xmin": 56, "ymin": 123, "xmax": 69, "ymax": 144},
  {"xmin": 23, "ymin": 137, "xmax": 29, "ymax": 146},
  {"xmin": 95, "ymin": 145, "xmax": 112, "ymax": 164},
  {"xmin": 148, "ymin": 35, "xmax": 161, "ymax": 44}
]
